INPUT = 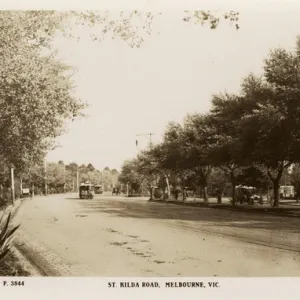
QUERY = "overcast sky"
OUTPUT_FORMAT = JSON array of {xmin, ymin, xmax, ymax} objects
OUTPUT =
[{"xmin": 45, "ymin": 4, "xmax": 300, "ymax": 170}]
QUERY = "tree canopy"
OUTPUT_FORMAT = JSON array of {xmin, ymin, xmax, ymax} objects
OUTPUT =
[
  {"xmin": 119, "ymin": 35, "xmax": 300, "ymax": 207},
  {"xmin": 0, "ymin": 9, "xmax": 239, "ymax": 201}
]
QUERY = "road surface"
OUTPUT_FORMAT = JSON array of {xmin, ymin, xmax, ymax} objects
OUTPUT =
[{"xmin": 14, "ymin": 193, "xmax": 300, "ymax": 276}]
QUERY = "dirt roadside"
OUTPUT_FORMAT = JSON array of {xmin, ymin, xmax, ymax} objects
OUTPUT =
[
  {"xmin": 12, "ymin": 194, "xmax": 300, "ymax": 277},
  {"xmin": 0, "ymin": 198, "xmax": 42, "ymax": 276}
]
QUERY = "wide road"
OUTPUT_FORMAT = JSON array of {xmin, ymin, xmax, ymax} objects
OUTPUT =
[{"xmin": 14, "ymin": 193, "xmax": 300, "ymax": 276}]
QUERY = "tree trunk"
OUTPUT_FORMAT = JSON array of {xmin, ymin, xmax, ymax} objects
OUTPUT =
[
  {"xmin": 230, "ymin": 171, "xmax": 236, "ymax": 206},
  {"xmin": 267, "ymin": 165, "xmax": 284, "ymax": 207},
  {"xmin": 181, "ymin": 177, "xmax": 186, "ymax": 202},
  {"xmin": 272, "ymin": 179, "xmax": 280, "ymax": 207},
  {"xmin": 149, "ymin": 186, "xmax": 153, "ymax": 200},
  {"xmin": 198, "ymin": 167, "xmax": 209, "ymax": 203},
  {"xmin": 217, "ymin": 187, "xmax": 223, "ymax": 204},
  {"xmin": 217, "ymin": 194, "xmax": 222, "ymax": 204},
  {"xmin": 165, "ymin": 176, "xmax": 170, "ymax": 200},
  {"xmin": 202, "ymin": 175, "xmax": 209, "ymax": 203},
  {"xmin": 203, "ymin": 186, "xmax": 208, "ymax": 203}
]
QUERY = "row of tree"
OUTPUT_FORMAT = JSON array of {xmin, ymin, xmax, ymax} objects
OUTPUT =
[
  {"xmin": 0, "ymin": 10, "xmax": 238, "ymax": 204},
  {"xmin": 0, "ymin": 11, "xmax": 157, "ymax": 203},
  {"xmin": 119, "ymin": 36, "xmax": 300, "ymax": 207},
  {"xmin": 0, "ymin": 160, "xmax": 120, "ymax": 201}
]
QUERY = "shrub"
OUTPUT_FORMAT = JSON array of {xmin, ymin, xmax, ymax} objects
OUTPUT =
[{"xmin": 0, "ymin": 210, "xmax": 20, "ymax": 262}]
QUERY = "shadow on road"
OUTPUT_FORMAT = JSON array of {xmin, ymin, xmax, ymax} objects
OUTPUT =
[{"xmin": 71, "ymin": 198, "xmax": 300, "ymax": 237}]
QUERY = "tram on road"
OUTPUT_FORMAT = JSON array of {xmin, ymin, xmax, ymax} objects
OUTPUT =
[
  {"xmin": 79, "ymin": 183, "xmax": 94, "ymax": 199},
  {"xmin": 95, "ymin": 184, "xmax": 103, "ymax": 194}
]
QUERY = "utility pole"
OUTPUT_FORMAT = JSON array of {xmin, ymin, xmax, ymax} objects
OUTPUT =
[
  {"xmin": 136, "ymin": 133, "xmax": 154, "ymax": 150},
  {"xmin": 29, "ymin": 172, "xmax": 34, "ymax": 198},
  {"xmin": 44, "ymin": 160, "xmax": 48, "ymax": 196},
  {"xmin": 76, "ymin": 169, "xmax": 79, "ymax": 192},
  {"xmin": 20, "ymin": 177, "xmax": 23, "ymax": 198},
  {"xmin": 102, "ymin": 172, "xmax": 104, "ymax": 191},
  {"xmin": 11, "ymin": 167, "xmax": 15, "ymax": 206},
  {"xmin": 63, "ymin": 164, "xmax": 66, "ymax": 193}
]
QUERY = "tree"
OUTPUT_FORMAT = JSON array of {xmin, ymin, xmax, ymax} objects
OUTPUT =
[
  {"xmin": 236, "ymin": 166, "xmax": 269, "ymax": 192},
  {"xmin": 111, "ymin": 169, "xmax": 118, "ymax": 175},
  {"xmin": 239, "ymin": 38, "xmax": 300, "ymax": 206},
  {"xmin": 135, "ymin": 151, "xmax": 161, "ymax": 199},
  {"xmin": 182, "ymin": 10, "xmax": 239, "ymax": 30},
  {"xmin": 0, "ymin": 10, "xmax": 239, "ymax": 176},
  {"xmin": 160, "ymin": 122, "xmax": 193, "ymax": 201},
  {"xmin": 87, "ymin": 163, "xmax": 95, "ymax": 172},
  {"xmin": 0, "ymin": 13, "xmax": 86, "ymax": 172},
  {"xmin": 0, "ymin": 11, "xmax": 239, "ymax": 49},
  {"xmin": 208, "ymin": 168, "xmax": 228, "ymax": 203},
  {"xmin": 46, "ymin": 163, "xmax": 65, "ymax": 189},
  {"xmin": 290, "ymin": 164, "xmax": 300, "ymax": 202},
  {"xmin": 208, "ymin": 93, "xmax": 246, "ymax": 205},
  {"xmin": 183, "ymin": 113, "xmax": 218, "ymax": 202},
  {"xmin": 148, "ymin": 144, "xmax": 172, "ymax": 199},
  {"xmin": 0, "ymin": 11, "xmax": 155, "ymax": 183},
  {"xmin": 119, "ymin": 159, "xmax": 143, "ymax": 194}
]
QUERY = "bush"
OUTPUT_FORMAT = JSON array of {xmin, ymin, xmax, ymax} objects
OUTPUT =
[{"xmin": 0, "ymin": 210, "xmax": 20, "ymax": 262}]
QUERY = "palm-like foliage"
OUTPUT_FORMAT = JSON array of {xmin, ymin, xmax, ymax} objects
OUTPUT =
[{"xmin": 0, "ymin": 210, "xmax": 20, "ymax": 262}]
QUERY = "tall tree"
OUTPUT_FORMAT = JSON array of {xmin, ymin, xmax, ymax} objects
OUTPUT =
[
  {"xmin": 239, "ymin": 38, "xmax": 300, "ymax": 206},
  {"xmin": 87, "ymin": 163, "xmax": 95, "ymax": 172},
  {"xmin": 148, "ymin": 144, "xmax": 172, "ymax": 199},
  {"xmin": 209, "ymin": 93, "xmax": 246, "ymax": 205},
  {"xmin": 119, "ymin": 159, "xmax": 143, "ymax": 194},
  {"xmin": 183, "ymin": 113, "xmax": 217, "ymax": 202},
  {"xmin": 161, "ymin": 122, "xmax": 193, "ymax": 201}
]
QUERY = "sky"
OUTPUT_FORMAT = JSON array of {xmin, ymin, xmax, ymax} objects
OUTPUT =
[{"xmin": 45, "ymin": 4, "xmax": 300, "ymax": 171}]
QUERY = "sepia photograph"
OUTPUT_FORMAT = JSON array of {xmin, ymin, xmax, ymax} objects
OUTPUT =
[{"xmin": 0, "ymin": 3, "xmax": 300, "ymax": 281}]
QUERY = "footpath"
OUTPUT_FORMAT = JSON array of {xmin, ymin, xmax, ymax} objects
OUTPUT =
[{"xmin": 149, "ymin": 198, "xmax": 300, "ymax": 218}]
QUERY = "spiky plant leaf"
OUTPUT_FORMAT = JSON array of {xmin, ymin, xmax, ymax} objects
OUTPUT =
[
  {"xmin": 0, "ymin": 224, "xmax": 20, "ymax": 246},
  {"xmin": 0, "ymin": 249, "xmax": 10, "ymax": 262},
  {"xmin": 0, "ymin": 208, "xmax": 8, "ymax": 227},
  {"xmin": 0, "ymin": 213, "xmax": 11, "ymax": 242},
  {"xmin": 1, "ymin": 235, "xmax": 15, "ymax": 252}
]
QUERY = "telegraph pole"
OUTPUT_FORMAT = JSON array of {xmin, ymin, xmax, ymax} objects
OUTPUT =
[
  {"xmin": 44, "ymin": 160, "xmax": 48, "ymax": 196},
  {"xmin": 136, "ymin": 133, "xmax": 154, "ymax": 150},
  {"xmin": 63, "ymin": 164, "xmax": 66, "ymax": 193},
  {"xmin": 76, "ymin": 169, "xmax": 79, "ymax": 192}
]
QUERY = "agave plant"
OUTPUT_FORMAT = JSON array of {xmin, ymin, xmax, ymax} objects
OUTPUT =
[{"xmin": 0, "ymin": 210, "xmax": 20, "ymax": 262}]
